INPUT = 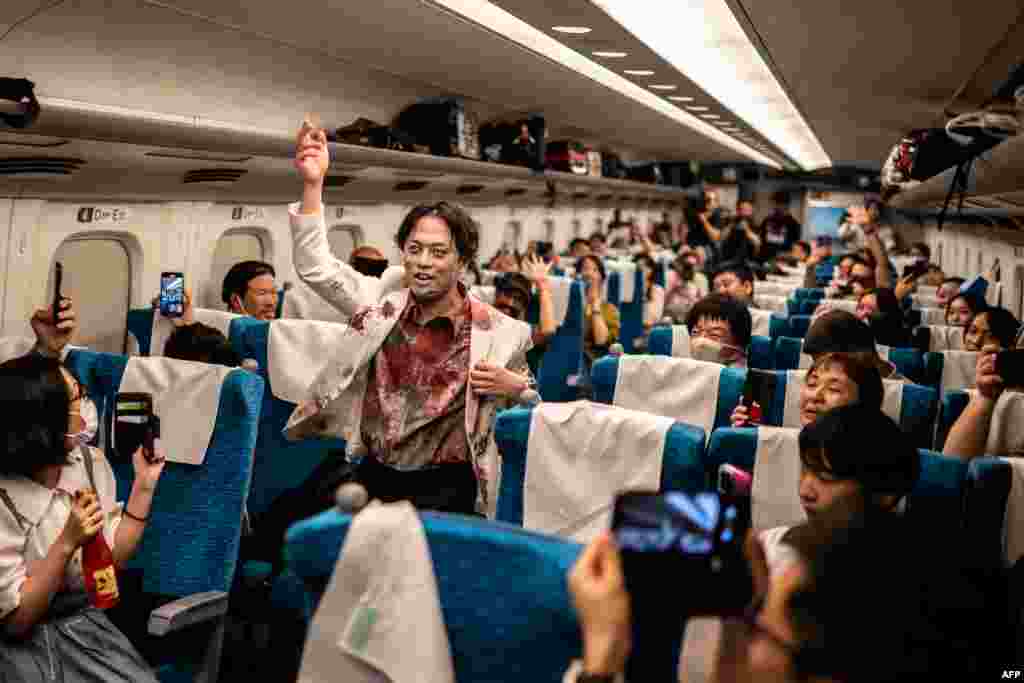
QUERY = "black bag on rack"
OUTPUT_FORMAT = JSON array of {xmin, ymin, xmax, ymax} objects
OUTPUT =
[
  {"xmin": 329, "ymin": 117, "xmax": 426, "ymax": 153},
  {"xmin": 394, "ymin": 98, "xmax": 480, "ymax": 160}
]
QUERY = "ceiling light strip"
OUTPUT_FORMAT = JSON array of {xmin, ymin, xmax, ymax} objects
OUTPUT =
[
  {"xmin": 426, "ymin": 0, "xmax": 780, "ymax": 167},
  {"xmin": 590, "ymin": 0, "xmax": 829, "ymax": 170}
]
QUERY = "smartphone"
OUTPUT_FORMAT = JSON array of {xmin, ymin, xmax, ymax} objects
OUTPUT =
[
  {"xmin": 718, "ymin": 464, "xmax": 753, "ymax": 497},
  {"xmin": 114, "ymin": 392, "xmax": 158, "ymax": 462},
  {"xmin": 535, "ymin": 241, "xmax": 553, "ymax": 261},
  {"xmin": 742, "ymin": 369, "xmax": 775, "ymax": 422},
  {"xmin": 996, "ymin": 349, "xmax": 1024, "ymax": 388},
  {"xmin": 159, "ymin": 272, "xmax": 185, "ymax": 318},
  {"xmin": 612, "ymin": 491, "xmax": 753, "ymax": 618},
  {"xmin": 52, "ymin": 261, "xmax": 64, "ymax": 325}
]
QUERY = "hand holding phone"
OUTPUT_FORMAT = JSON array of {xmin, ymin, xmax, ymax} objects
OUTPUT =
[{"xmin": 114, "ymin": 393, "xmax": 157, "ymax": 462}]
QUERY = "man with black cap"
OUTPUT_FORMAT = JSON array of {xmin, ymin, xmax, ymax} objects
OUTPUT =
[{"xmin": 804, "ymin": 309, "xmax": 908, "ymax": 382}]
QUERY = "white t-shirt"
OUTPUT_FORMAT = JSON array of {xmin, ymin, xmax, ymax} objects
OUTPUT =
[{"xmin": 0, "ymin": 446, "xmax": 124, "ymax": 619}]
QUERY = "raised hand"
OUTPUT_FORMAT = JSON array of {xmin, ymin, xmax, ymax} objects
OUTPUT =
[
  {"xmin": 31, "ymin": 297, "xmax": 76, "ymax": 356},
  {"xmin": 294, "ymin": 118, "xmax": 329, "ymax": 186}
]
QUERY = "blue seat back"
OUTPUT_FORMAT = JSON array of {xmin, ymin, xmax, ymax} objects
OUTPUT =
[
  {"xmin": 126, "ymin": 308, "xmax": 155, "ymax": 355},
  {"xmin": 528, "ymin": 280, "xmax": 584, "ymax": 402},
  {"xmin": 285, "ymin": 509, "xmax": 583, "ymax": 683},
  {"xmin": 65, "ymin": 350, "xmax": 262, "ymax": 597},
  {"xmin": 787, "ymin": 299, "xmax": 818, "ymax": 316},
  {"xmin": 617, "ymin": 268, "xmax": 646, "ymax": 353},
  {"xmin": 788, "ymin": 314, "xmax": 812, "ymax": 338},
  {"xmin": 793, "ymin": 288, "xmax": 824, "ymax": 301},
  {"xmin": 494, "ymin": 407, "xmax": 709, "ymax": 526},
  {"xmin": 229, "ymin": 317, "xmax": 347, "ymax": 518},
  {"xmin": 590, "ymin": 356, "xmax": 746, "ymax": 432},
  {"xmin": 767, "ymin": 313, "xmax": 790, "ymax": 340},
  {"xmin": 647, "ymin": 326, "xmax": 675, "ymax": 357},
  {"xmin": 936, "ymin": 390, "xmax": 972, "ymax": 450},
  {"xmin": 964, "ymin": 457, "xmax": 1015, "ymax": 568},
  {"xmin": 707, "ymin": 428, "xmax": 967, "ymax": 531},
  {"xmin": 773, "ymin": 336, "xmax": 805, "ymax": 371}
]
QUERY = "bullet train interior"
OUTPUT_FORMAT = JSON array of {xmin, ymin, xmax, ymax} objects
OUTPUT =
[{"xmin": 1, "ymin": 0, "xmax": 1023, "ymax": 680}]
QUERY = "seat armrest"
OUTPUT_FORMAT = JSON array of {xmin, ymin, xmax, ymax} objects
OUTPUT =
[{"xmin": 148, "ymin": 591, "xmax": 229, "ymax": 637}]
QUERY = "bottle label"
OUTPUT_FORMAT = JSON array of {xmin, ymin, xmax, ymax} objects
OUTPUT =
[{"xmin": 93, "ymin": 565, "xmax": 119, "ymax": 600}]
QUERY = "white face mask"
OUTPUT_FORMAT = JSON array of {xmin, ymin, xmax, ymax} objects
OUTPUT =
[
  {"xmin": 690, "ymin": 336, "xmax": 744, "ymax": 367},
  {"xmin": 68, "ymin": 397, "xmax": 99, "ymax": 448}
]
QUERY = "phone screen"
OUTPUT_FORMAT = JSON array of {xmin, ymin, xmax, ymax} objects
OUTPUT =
[
  {"xmin": 114, "ymin": 393, "xmax": 153, "ymax": 460},
  {"xmin": 612, "ymin": 491, "xmax": 753, "ymax": 618},
  {"xmin": 996, "ymin": 350, "xmax": 1024, "ymax": 388},
  {"xmin": 160, "ymin": 272, "xmax": 185, "ymax": 318}
]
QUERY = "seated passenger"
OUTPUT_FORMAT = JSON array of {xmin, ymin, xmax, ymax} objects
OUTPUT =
[
  {"xmin": 711, "ymin": 262, "xmax": 754, "ymax": 306},
  {"xmin": 634, "ymin": 254, "xmax": 665, "ymax": 335},
  {"xmin": 804, "ymin": 310, "xmax": 908, "ymax": 382},
  {"xmin": 578, "ymin": 254, "xmax": 620, "ymax": 363},
  {"xmin": 492, "ymin": 260, "xmax": 557, "ymax": 370},
  {"xmin": 846, "ymin": 254, "xmax": 877, "ymax": 298},
  {"xmin": 936, "ymin": 276, "xmax": 966, "ymax": 308},
  {"xmin": 222, "ymin": 260, "xmax": 278, "ymax": 320},
  {"xmin": 663, "ymin": 248, "xmax": 709, "ymax": 323},
  {"xmin": 945, "ymin": 291, "xmax": 982, "ymax": 328},
  {"xmin": 686, "ymin": 293, "xmax": 751, "ymax": 368},
  {"xmin": 0, "ymin": 355, "xmax": 165, "ymax": 677},
  {"xmin": 567, "ymin": 485, "xmax": 983, "ymax": 682},
  {"xmin": 922, "ymin": 264, "xmax": 946, "ymax": 288},
  {"xmin": 349, "ymin": 245, "xmax": 389, "ymax": 278},
  {"xmin": 789, "ymin": 239, "xmax": 811, "ymax": 264},
  {"xmin": 855, "ymin": 287, "xmax": 909, "ymax": 347},
  {"xmin": 589, "ymin": 231, "xmax": 608, "ymax": 258},
  {"xmin": 164, "ymin": 323, "xmax": 240, "ymax": 367},
  {"xmin": 963, "ymin": 306, "xmax": 1019, "ymax": 352},
  {"xmin": 569, "ymin": 237, "xmax": 591, "ymax": 258},
  {"xmin": 908, "ymin": 241, "xmax": 931, "ymax": 262},
  {"xmin": 732, "ymin": 351, "xmax": 883, "ymax": 428},
  {"xmin": 285, "ymin": 122, "xmax": 537, "ymax": 516}
]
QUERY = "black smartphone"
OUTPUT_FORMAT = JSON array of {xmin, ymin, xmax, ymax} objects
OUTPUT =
[
  {"xmin": 535, "ymin": 241, "xmax": 553, "ymax": 261},
  {"xmin": 612, "ymin": 491, "xmax": 753, "ymax": 618},
  {"xmin": 742, "ymin": 369, "xmax": 775, "ymax": 417},
  {"xmin": 159, "ymin": 272, "xmax": 185, "ymax": 318},
  {"xmin": 52, "ymin": 261, "xmax": 63, "ymax": 325},
  {"xmin": 996, "ymin": 349, "xmax": 1024, "ymax": 388},
  {"xmin": 114, "ymin": 392, "xmax": 157, "ymax": 462}
]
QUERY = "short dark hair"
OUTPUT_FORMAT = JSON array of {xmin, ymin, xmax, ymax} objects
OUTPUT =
[
  {"xmin": 589, "ymin": 231, "xmax": 606, "ymax": 244},
  {"xmin": 861, "ymin": 288, "xmax": 901, "ymax": 317},
  {"xmin": 685, "ymin": 293, "xmax": 753, "ymax": 348},
  {"xmin": 222, "ymin": 261, "xmax": 276, "ymax": 306},
  {"xmin": 633, "ymin": 254, "xmax": 656, "ymax": 273},
  {"xmin": 494, "ymin": 272, "xmax": 533, "ymax": 312},
  {"xmin": 395, "ymin": 202, "xmax": 479, "ymax": 265},
  {"xmin": 576, "ymin": 254, "xmax": 606, "ymax": 283},
  {"xmin": 799, "ymin": 403, "xmax": 918, "ymax": 500},
  {"xmin": 946, "ymin": 292, "xmax": 983, "ymax": 322},
  {"xmin": 164, "ymin": 323, "xmax": 240, "ymax": 367},
  {"xmin": 712, "ymin": 262, "xmax": 755, "ymax": 288},
  {"xmin": 794, "ymin": 240, "xmax": 812, "ymax": 256},
  {"xmin": 781, "ymin": 511, "xmax": 981, "ymax": 680},
  {"xmin": 910, "ymin": 242, "xmax": 931, "ymax": 260},
  {"xmin": 0, "ymin": 355, "xmax": 71, "ymax": 477},
  {"xmin": 942, "ymin": 277, "xmax": 966, "ymax": 289},
  {"xmin": 977, "ymin": 306, "xmax": 1020, "ymax": 349},
  {"xmin": 807, "ymin": 352, "xmax": 884, "ymax": 414},
  {"xmin": 804, "ymin": 310, "xmax": 875, "ymax": 356},
  {"xmin": 569, "ymin": 237, "xmax": 589, "ymax": 252}
]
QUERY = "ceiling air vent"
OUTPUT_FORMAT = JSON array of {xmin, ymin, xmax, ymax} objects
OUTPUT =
[
  {"xmin": 324, "ymin": 175, "xmax": 355, "ymax": 188},
  {"xmin": 505, "ymin": 187, "xmax": 527, "ymax": 197},
  {"xmin": 182, "ymin": 168, "xmax": 247, "ymax": 185},
  {"xmin": 596, "ymin": 193, "xmax": 614, "ymax": 201},
  {"xmin": 0, "ymin": 132, "xmax": 69, "ymax": 148},
  {"xmin": 619, "ymin": 195, "xmax": 633, "ymax": 202},
  {"xmin": 456, "ymin": 184, "xmax": 485, "ymax": 195},
  {"xmin": 0, "ymin": 157, "xmax": 84, "ymax": 180},
  {"xmin": 147, "ymin": 150, "xmax": 252, "ymax": 163},
  {"xmin": 394, "ymin": 180, "xmax": 429, "ymax": 192},
  {"xmin": 572, "ymin": 192, "xmax": 590, "ymax": 201}
]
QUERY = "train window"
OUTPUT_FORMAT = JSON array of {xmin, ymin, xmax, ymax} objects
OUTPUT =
[
  {"xmin": 328, "ymin": 225, "xmax": 363, "ymax": 262},
  {"xmin": 53, "ymin": 238, "xmax": 131, "ymax": 354},
  {"xmin": 209, "ymin": 230, "xmax": 265, "ymax": 309}
]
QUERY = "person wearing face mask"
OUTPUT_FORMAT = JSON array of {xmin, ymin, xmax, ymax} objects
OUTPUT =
[
  {"xmin": 222, "ymin": 260, "xmax": 279, "ymax": 321},
  {"xmin": 663, "ymin": 249, "xmax": 709, "ymax": 323},
  {"xmin": 685, "ymin": 294, "xmax": 751, "ymax": 368},
  {"xmin": 945, "ymin": 292, "xmax": 982, "ymax": 328},
  {"xmin": 0, "ymin": 355, "xmax": 166, "ymax": 678},
  {"xmin": 962, "ymin": 306, "xmax": 1019, "ymax": 352},
  {"xmin": 717, "ymin": 200, "xmax": 761, "ymax": 265}
]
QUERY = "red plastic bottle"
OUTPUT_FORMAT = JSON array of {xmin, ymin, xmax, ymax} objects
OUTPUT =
[{"xmin": 82, "ymin": 512, "xmax": 119, "ymax": 610}]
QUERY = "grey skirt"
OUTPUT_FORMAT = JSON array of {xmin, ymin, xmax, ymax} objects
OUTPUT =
[{"xmin": 0, "ymin": 592, "xmax": 158, "ymax": 683}]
